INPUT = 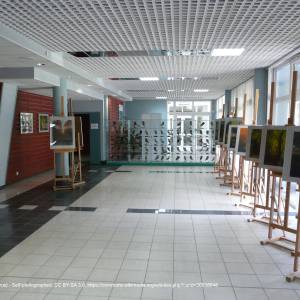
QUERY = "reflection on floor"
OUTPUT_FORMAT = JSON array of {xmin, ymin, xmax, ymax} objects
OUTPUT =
[{"xmin": 0, "ymin": 166, "xmax": 299, "ymax": 300}]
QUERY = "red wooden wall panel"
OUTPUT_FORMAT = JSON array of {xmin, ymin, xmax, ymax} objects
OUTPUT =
[{"xmin": 6, "ymin": 91, "xmax": 54, "ymax": 184}]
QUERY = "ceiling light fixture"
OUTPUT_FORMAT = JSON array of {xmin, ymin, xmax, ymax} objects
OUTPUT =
[
  {"xmin": 211, "ymin": 48, "xmax": 244, "ymax": 56},
  {"xmin": 36, "ymin": 63, "xmax": 45, "ymax": 66},
  {"xmin": 87, "ymin": 84, "xmax": 93, "ymax": 87},
  {"xmin": 140, "ymin": 77, "xmax": 159, "ymax": 81},
  {"xmin": 181, "ymin": 90, "xmax": 185, "ymax": 92},
  {"xmin": 156, "ymin": 96, "xmax": 167, "ymax": 99},
  {"xmin": 76, "ymin": 89, "xmax": 83, "ymax": 93},
  {"xmin": 194, "ymin": 89, "xmax": 209, "ymax": 92},
  {"xmin": 167, "ymin": 89, "xmax": 175, "ymax": 92}
]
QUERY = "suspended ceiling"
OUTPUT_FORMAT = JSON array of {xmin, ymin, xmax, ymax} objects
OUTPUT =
[{"xmin": 0, "ymin": 0, "xmax": 300, "ymax": 100}]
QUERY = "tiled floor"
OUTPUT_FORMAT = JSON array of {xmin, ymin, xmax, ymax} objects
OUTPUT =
[{"xmin": 0, "ymin": 166, "xmax": 299, "ymax": 299}]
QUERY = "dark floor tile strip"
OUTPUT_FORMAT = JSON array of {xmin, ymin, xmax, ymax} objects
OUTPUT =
[
  {"xmin": 127, "ymin": 208, "xmax": 252, "ymax": 215},
  {"xmin": 65, "ymin": 207, "xmax": 97, "ymax": 212},
  {"xmin": 0, "ymin": 164, "xmax": 116, "ymax": 257}
]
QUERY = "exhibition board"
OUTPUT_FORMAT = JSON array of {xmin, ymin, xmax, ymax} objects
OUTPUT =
[
  {"xmin": 245, "ymin": 125, "xmax": 263, "ymax": 162},
  {"xmin": 235, "ymin": 125, "xmax": 248, "ymax": 156}
]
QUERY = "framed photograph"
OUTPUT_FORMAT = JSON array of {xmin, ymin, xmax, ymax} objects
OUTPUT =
[
  {"xmin": 39, "ymin": 113, "xmax": 49, "ymax": 133},
  {"xmin": 227, "ymin": 125, "xmax": 239, "ymax": 151},
  {"xmin": 218, "ymin": 119, "xmax": 226, "ymax": 144},
  {"xmin": 235, "ymin": 125, "xmax": 248, "ymax": 156},
  {"xmin": 259, "ymin": 125, "xmax": 287, "ymax": 172},
  {"xmin": 214, "ymin": 119, "xmax": 220, "ymax": 142},
  {"xmin": 50, "ymin": 116, "xmax": 75, "ymax": 150},
  {"xmin": 283, "ymin": 126, "xmax": 300, "ymax": 183},
  {"xmin": 245, "ymin": 126, "xmax": 263, "ymax": 162},
  {"xmin": 222, "ymin": 117, "xmax": 243, "ymax": 145},
  {"xmin": 20, "ymin": 112, "xmax": 33, "ymax": 134}
]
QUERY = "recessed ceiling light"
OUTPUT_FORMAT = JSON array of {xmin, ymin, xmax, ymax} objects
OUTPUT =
[
  {"xmin": 140, "ymin": 77, "xmax": 159, "ymax": 81},
  {"xmin": 167, "ymin": 89, "xmax": 175, "ymax": 92},
  {"xmin": 194, "ymin": 77, "xmax": 198, "ymax": 80},
  {"xmin": 211, "ymin": 48, "xmax": 244, "ymax": 56},
  {"xmin": 156, "ymin": 96, "xmax": 167, "ymax": 99},
  {"xmin": 181, "ymin": 90, "xmax": 185, "ymax": 92},
  {"xmin": 87, "ymin": 84, "xmax": 93, "ymax": 87},
  {"xmin": 36, "ymin": 63, "xmax": 45, "ymax": 66},
  {"xmin": 194, "ymin": 89, "xmax": 209, "ymax": 92}
]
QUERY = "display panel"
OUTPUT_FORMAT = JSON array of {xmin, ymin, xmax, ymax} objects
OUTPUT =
[
  {"xmin": 223, "ymin": 118, "xmax": 243, "ymax": 145},
  {"xmin": 218, "ymin": 119, "xmax": 225, "ymax": 144},
  {"xmin": 245, "ymin": 126, "xmax": 263, "ymax": 162},
  {"xmin": 235, "ymin": 126, "xmax": 248, "ymax": 156},
  {"xmin": 214, "ymin": 119, "xmax": 220, "ymax": 142},
  {"xmin": 283, "ymin": 127, "xmax": 300, "ymax": 182},
  {"xmin": 227, "ymin": 125, "xmax": 239, "ymax": 151},
  {"xmin": 259, "ymin": 126, "xmax": 287, "ymax": 172},
  {"xmin": 50, "ymin": 116, "xmax": 75, "ymax": 150}
]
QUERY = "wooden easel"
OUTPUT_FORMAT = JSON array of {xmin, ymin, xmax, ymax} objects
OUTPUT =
[
  {"xmin": 259, "ymin": 71, "xmax": 300, "ymax": 281},
  {"xmin": 215, "ymin": 104, "xmax": 226, "ymax": 176},
  {"xmin": 234, "ymin": 90, "xmax": 260, "ymax": 208},
  {"xmin": 53, "ymin": 97, "xmax": 85, "ymax": 191}
]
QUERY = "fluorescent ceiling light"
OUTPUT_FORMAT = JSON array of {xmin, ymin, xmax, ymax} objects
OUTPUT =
[
  {"xmin": 76, "ymin": 89, "xmax": 83, "ymax": 93},
  {"xmin": 87, "ymin": 84, "xmax": 93, "ymax": 87},
  {"xmin": 156, "ymin": 96, "xmax": 167, "ymax": 99},
  {"xmin": 194, "ymin": 89, "xmax": 209, "ymax": 92},
  {"xmin": 167, "ymin": 77, "xmax": 174, "ymax": 81},
  {"xmin": 211, "ymin": 48, "xmax": 244, "ymax": 56},
  {"xmin": 167, "ymin": 89, "xmax": 175, "ymax": 92},
  {"xmin": 140, "ymin": 77, "xmax": 159, "ymax": 81},
  {"xmin": 181, "ymin": 89, "xmax": 185, "ymax": 92}
]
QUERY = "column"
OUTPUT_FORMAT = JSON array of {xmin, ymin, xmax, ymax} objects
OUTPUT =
[
  {"xmin": 254, "ymin": 68, "xmax": 268, "ymax": 125},
  {"xmin": 100, "ymin": 95, "xmax": 109, "ymax": 162},
  {"xmin": 210, "ymin": 100, "xmax": 217, "ymax": 120},
  {"xmin": 52, "ymin": 78, "xmax": 69, "ymax": 176},
  {"xmin": 0, "ymin": 83, "xmax": 18, "ymax": 187},
  {"xmin": 225, "ymin": 89, "xmax": 231, "ymax": 117}
]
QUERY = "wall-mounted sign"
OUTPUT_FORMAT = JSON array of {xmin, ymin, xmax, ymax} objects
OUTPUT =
[{"xmin": 90, "ymin": 123, "xmax": 99, "ymax": 130}]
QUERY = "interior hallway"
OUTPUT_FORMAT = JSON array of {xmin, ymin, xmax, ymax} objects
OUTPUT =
[{"xmin": 0, "ymin": 166, "xmax": 299, "ymax": 300}]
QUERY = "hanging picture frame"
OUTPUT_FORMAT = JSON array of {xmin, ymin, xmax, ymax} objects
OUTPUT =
[
  {"xmin": 20, "ymin": 112, "xmax": 33, "ymax": 134},
  {"xmin": 259, "ymin": 125, "xmax": 287, "ymax": 173},
  {"xmin": 245, "ymin": 125, "xmax": 264, "ymax": 162},
  {"xmin": 38, "ymin": 113, "xmax": 49, "ymax": 133}
]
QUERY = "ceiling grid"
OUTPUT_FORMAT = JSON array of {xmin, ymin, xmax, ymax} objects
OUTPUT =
[{"xmin": 0, "ymin": 0, "xmax": 299, "ymax": 100}]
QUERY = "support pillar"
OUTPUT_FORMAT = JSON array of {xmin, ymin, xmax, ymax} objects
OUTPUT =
[
  {"xmin": 225, "ymin": 90, "xmax": 231, "ymax": 117},
  {"xmin": 0, "ymin": 83, "xmax": 18, "ymax": 187},
  {"xmin": 254, "ymin": 68, "xmax": 268, "ymax": 125},
  {"xmin": 100, "ymin": 95, "xmax": 109, "ymax": 162},
  {"xmin": 211, "ymin": 100, "xmax": 217, "ymax": 120},
  {"xmin": 53, "ymin": 78, "xmax": 69, "ymax": 176}
]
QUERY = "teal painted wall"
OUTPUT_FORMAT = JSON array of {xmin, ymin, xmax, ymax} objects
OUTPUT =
[
  {"xmin": 125, "ymin": 100, "xmax": 168, "ymax": 120},
  {"xmin": 89, "ymin": 112, "xmax": 101, "ymax": 164}
]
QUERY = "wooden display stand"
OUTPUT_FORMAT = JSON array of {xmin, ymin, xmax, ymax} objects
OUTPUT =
[
  {"xmin": 53, "ymin": 97, "xmax": 85, "ymax": 191},
  {"xmin": 255, "ymin": 71, "xmax": 300, "ymax": 282}
]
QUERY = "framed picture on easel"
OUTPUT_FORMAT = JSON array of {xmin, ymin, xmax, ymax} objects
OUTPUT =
[
  {"xmin": 49, "ymin": 116, "xmax": 75, "ymax": 150},
  {"xmin": 222, "ymin": 117, "xmax": 243, "ymax": 145},
  {"xmin": 245, "ymin": 125, "xmax": 264, "ymax": 162},
  {"xmin": 227, "ymin": 125, "xmax": 239, "ymax": 151},
  {"xmin": 259, "ymin": 125, "xmax": 287, "ymax": 173},
  {"xmin": 283, "ymin": 126, "xmax": 300, "ymax": 183},
  {"xmin": 235, "ymin": 125, "xmax": 248, "ymax": 156}
]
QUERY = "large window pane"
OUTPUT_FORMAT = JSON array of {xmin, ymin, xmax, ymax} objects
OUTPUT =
[{"xmin": 276, "ymin": 64, "xmax": 290, "ymax": 97}]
